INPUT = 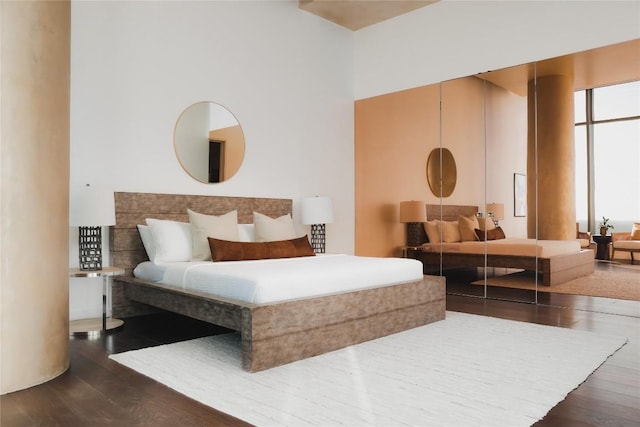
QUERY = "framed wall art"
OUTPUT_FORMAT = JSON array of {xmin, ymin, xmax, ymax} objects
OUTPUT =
[{"xmin": 514, "ymin": 173, "xmax": 527, "ymax": 217}]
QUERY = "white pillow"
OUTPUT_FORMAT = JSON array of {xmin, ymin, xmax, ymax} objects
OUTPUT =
[
  {"xmin": 441, "ymin": 220, "xmax": 461, "ymax": 243},
  {"xmin": 145, "ymin": 218, "xmax": 192, "ymax": 263},
  {"xmin": 253, "ymin": 211, "xmax": 296, "ymax": 242},
  {"xmin": 424, "ymin": 220, "xmax": 441, "ymax": 243},
  {"xmin": 136, "ymin": 224, "xmax": 156, "ymax": 260},
  {"xmin": 188, "ymin": 209, "xmax": 239, "ymax": 261},
  {"xmin": 237, "ymin": 224, "xmax": 255, "ymax": 242}
]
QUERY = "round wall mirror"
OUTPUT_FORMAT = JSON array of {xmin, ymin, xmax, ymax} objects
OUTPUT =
[
  {"xmin": 174, "ymin": 101, "xmax": 245, "ymax": 183},
  {"xmin": 426, "ymin": 147, "xmax": 457, "ymax": 197}
]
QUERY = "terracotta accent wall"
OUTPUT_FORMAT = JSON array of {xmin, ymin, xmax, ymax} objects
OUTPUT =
[
  {"xmin": 440, "ymin": 78, "xmax": 487, "ymax": 207},
  {"xmin": 355, "ymin": 85, "xmax": 439, "ymax": 257},
  {"xmin": 355, "ymin": 77, "xmax": 528, "ymax": 257},
  {"xmin": 209, "ymin": 125, "xmax": 244, "ymax": 181},
  {"xmin": 1, "ymin": 1, "xmax": 70, "ymax": 393},
  {"xmin": 355, "ymin": 78, "xmax": 489, "ymax": 257},
  {"xmin": 527, "ymin": 74, "xmax": 576, "ymax": 240}
]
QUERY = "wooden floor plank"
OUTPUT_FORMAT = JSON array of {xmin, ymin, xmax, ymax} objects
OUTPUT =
[{"xmin": 1, "ymin": 265, "xmax": 639, "ymax": 426}]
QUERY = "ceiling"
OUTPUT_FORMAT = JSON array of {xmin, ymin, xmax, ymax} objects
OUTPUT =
[
  {"xmin": 298, "ymin": 0, "xmax": 438, "ymax": 30},
  {"xmin": 299, "ymin": 1, "xmax": 638, "ymax": 93},
  {"xmin": 478, "ymin": 39, "xmax": 640, "ymax": 95}
]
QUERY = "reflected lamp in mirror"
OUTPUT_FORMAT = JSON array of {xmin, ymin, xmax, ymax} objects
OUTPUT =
[
  {"xmin": 174, "ymin": 101, "xmax": 245, "ymax": 184},
  {"xmin": 69, "ymin": 184, "xmax": 116, "ymax": 271},
  {"xmin": 399, "ymin": 200, "xmax": 427, "ymax": 247},
  {"xmin": 301, "ymin": 196, "xmax": 334, "ymax": 254},
  {"xmin": 486, "ymin": 202, "xmax": 504, "ymax": 227}
]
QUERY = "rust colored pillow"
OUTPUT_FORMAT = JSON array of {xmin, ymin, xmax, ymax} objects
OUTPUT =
[
  {"xmin": 474, "ymin": 226, "xmax": 506, "ymax": 241},
  {"xmin": 208, "ymin": 235, "xmax": 315, "ymax": 261}
]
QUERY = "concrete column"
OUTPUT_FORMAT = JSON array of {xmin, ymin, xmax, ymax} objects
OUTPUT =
[
  {"xmin": 1, "ymin": 1, "xmax": 70, "ymax": 394},
  {"xmin": 527, "ymin": 74, "xmax": 576, "ymax": 240}
]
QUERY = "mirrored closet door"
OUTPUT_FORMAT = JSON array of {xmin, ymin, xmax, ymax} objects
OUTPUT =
[
  {"xmin": 479, "ymin": 64, "xmax": 538, "ymax": 304},
  {"xmin": 436, "ymin": 76, "xmax": 490, "ymax": 298}
]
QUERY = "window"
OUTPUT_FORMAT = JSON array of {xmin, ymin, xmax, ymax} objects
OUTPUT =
[
  {"xmin": 574, "ymin": 125, "xmax": 587, "ymax": 223},
  {"xmin": 575, "ymin": 81, "xmax": 640, "ymax": 233},
  {"xmin": 593, "ymin": 81, "xmax": 640, "ymax": 120}
]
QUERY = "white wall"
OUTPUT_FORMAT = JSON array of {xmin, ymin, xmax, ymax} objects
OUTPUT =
[
  {"xmin": 68, "ymin": 0, "xmax": 639, "ymax": 320},
  {"xmin": 355, "ymin": 0, "xmax": 640, "ymax": 100},
  {"xmin": 174, "ymin": 101, "xmax": 210, "ymax": 182},
  {"xmin": 69, "ymin": 0, "xmax": 354, "ymax": 320}
]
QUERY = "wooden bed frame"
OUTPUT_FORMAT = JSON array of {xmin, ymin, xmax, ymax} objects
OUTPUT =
[
  {"xmin": 110, "ymin": 192, "xmax": 445, "ymax": 372},
  {"xmin": 416, "ymin": 205, "xmax": 594, "ymax": 286}
]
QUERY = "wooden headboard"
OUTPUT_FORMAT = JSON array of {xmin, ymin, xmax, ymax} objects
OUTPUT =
[
  {"xmin": 426, "ymin": 204, "xmax": 478, "ymax": 221},
  {"xmin": 420, "ymin": 204, "xmax": 479, "ymax": 244},
  {"xmin": 110, "ymin": 192, "xmax": 293, "ymax": 276}
]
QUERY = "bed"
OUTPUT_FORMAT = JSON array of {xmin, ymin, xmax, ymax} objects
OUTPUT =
[
  {"xmin": 110, "ymin": 192, "xmax": 445, "ymax": 372},
  {"xmin": 415, "ymin": 205, "xmax": 594, "ymax": 286}
]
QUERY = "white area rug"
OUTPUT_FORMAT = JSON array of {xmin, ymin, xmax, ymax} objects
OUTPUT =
[{"xmin": 110, "ymin": 312, "xmax": 627, "ymax": 427}]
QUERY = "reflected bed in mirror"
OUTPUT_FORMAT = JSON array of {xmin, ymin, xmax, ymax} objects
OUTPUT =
[{"xmin": 174, "ymin": 101, "xmax": 245, "ymax": 183}]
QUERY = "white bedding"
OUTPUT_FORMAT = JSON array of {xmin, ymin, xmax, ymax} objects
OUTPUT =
[
  {"xmin": 421, "ymin": 238, "xmax": 581, "ymax": 258},
  {"xmin": 133, "ymin": 254, "xmax": 424, "ymax": 304}
]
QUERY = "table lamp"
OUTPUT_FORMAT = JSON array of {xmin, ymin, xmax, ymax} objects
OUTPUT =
[
  {"xmin": 486, "ymin": 202, "xmax": 504, "ymax": 227},
  {"xmin": 69, "ymin": 184, "xmax": 116, "ymax": 270},
  {"xmin": 301, "ymin": 196, "xmax": 334, "ymax": 253},
  {"xmin": 400, "ymin": 200, "xmax": 427, "ymax": 247}
]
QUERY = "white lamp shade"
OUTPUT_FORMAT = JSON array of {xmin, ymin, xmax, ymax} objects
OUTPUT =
[
  {"xmin": 69, "ymin": 185, "xmax": 116, "ymax": 226},
  {"xmin": 486, "ymin": 203, "xmax": 505, "ymax": 221},
  {"xmin": 399, "ymin": 200, "xmax": 427, "ymax": 223},
  {"xmin": 301, "ymin": 196, "xmax": 334, "ymax": 225}
]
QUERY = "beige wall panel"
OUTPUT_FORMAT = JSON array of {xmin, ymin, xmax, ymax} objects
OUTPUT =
[{"xmin": 1, "ymin": 0, "xmax": 70, "ymax": 394}]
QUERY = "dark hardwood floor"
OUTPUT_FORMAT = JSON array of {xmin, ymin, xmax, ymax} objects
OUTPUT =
[{"xmin": 2, "ymin": 264, "xmax": 639, "ymax": 426}]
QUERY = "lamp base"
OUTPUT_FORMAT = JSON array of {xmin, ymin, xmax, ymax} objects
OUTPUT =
[
  {"xmin": 79, "ymin": 226, "xmax": 103, "ymax": 271},
  {"xmin": 406, "ymin": 222, "xmax": 426, "ymax": 247},
  {"xmin": 310, "ymin": 224, "xmax": 326, "ymax": 254}
]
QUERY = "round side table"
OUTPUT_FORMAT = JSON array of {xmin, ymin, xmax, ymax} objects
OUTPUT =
[
  {"xmin": 592, "ymin": 235, "xmax": 612, "ymax": 260},
  {"xmin": 69, "ymin": 266, "xmax": 125, "ymax": 337}
]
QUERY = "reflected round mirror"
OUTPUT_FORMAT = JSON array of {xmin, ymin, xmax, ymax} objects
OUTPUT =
[
  {"xmin": 174, "ymin": 101, "xmax": 245, "ymax": 183},
  {"xmin": 426, "ymin": 147, "xmax": 457, "ymax": 197}
]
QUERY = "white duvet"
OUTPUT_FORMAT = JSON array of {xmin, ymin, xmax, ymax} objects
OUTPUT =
[
  {"xmin": 134, "ymin": 254, "xmax": 424, "ymax": 304},
  {"xmin": 421, "ymin": 238, "xmax": 581, "ymax": 258}
]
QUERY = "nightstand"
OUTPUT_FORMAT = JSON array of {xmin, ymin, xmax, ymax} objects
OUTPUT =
[
  {"xmin": 69, "ymin": 266, "xmax": 125, "ymax": 337},
  {"xmin": 401, "ymin": 246, "xmax": 425, "ymax": 259}
]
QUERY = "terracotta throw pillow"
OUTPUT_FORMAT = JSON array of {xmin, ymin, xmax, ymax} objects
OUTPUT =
[
  {"xmin": 474, "ymin": 226, "xmax": 506, "ymax": 241},
  {"xmin": 631, "ymin": 222, "xmax": 640, "ymax": 240},
  {"xmin": 208, "ymin": 235, "xmax": 315, "ymax": 261}
]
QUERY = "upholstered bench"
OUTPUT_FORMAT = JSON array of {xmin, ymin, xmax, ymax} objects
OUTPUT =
[{"xmin": 612, "ymin": 223, "xmax": 640, "ymax": 264}]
